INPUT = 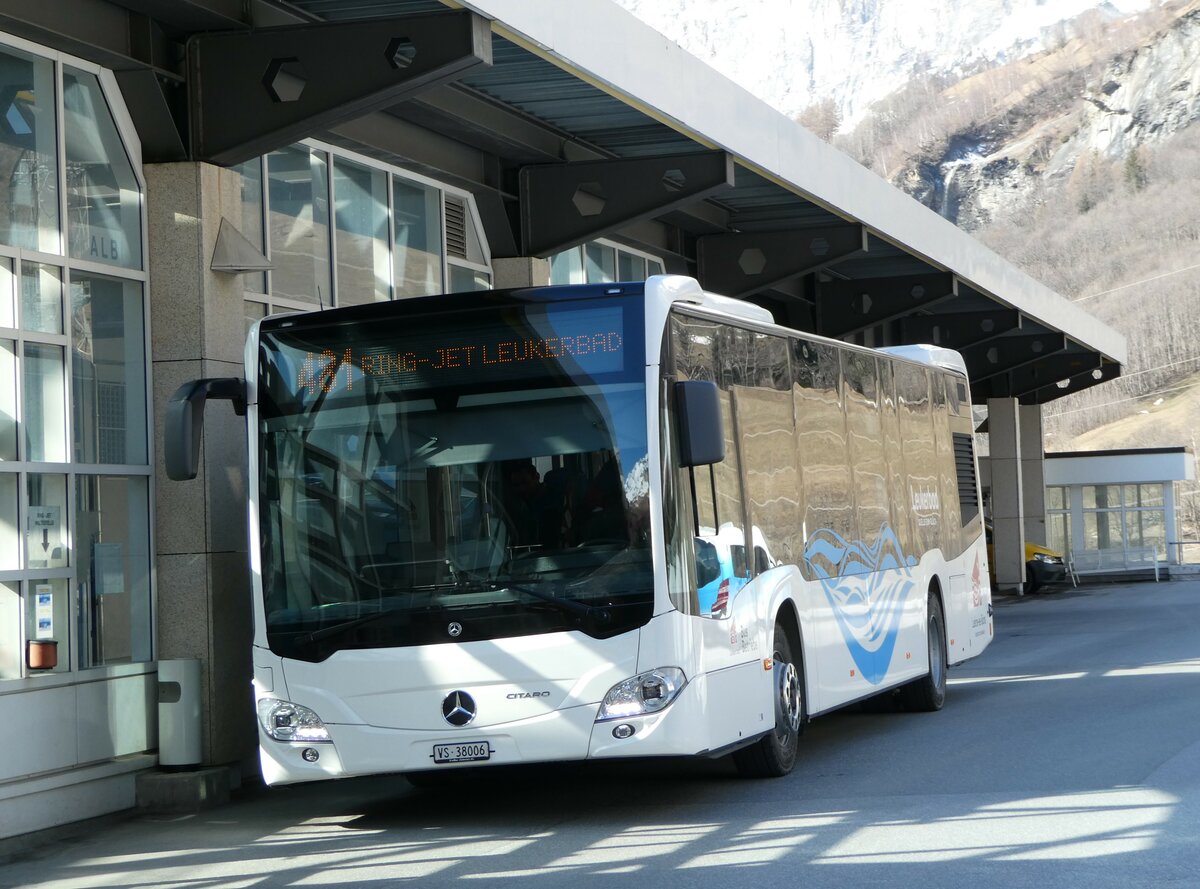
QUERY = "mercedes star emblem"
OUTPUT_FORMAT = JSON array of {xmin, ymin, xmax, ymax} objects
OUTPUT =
[
  {"xmin": 447, "ymin": 622, "xmax": 463, "ymax": 637},
  {"xmin": 442, "ymin": 690, "xmax": 477, "ymax": 727}
]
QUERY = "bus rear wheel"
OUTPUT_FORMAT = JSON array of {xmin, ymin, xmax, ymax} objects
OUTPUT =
[
  {"xmin": 900, "ymin": 592, "xmax": 947, "ymax": 712},
  {"xmin": 733, "ymin": 620, "xmax": 803, "ymax": 778}
]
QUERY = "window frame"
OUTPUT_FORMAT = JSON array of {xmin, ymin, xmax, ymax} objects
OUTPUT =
[
  {"xmin": 0, "ymin": 35, "xmax": 153, "ymax": 687},
  {"xmin": 244, "ymin": 138, "xmax": 494, "ymax": 319}
]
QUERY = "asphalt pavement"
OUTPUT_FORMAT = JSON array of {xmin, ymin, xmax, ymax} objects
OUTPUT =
[{"xmin": 3, "ymin": 578, "xmax": 1200, "ymax": 888}]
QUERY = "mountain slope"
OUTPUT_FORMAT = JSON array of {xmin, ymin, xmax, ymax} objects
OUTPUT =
[
  {"xmin": 613, "ymin": 0, "xmax": 1154, "ymax": 126},
  {"xmin": 857, "ymin": 0, "xmax": 1200, "ymax": 230}
]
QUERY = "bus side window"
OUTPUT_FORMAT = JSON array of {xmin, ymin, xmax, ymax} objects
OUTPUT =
[{"xmin": 793, "ymin": 338, "xmax": 852, "ymax": 571}]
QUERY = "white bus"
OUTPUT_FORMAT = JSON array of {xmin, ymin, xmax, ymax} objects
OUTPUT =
[{"xmin": 166, "ymin": 275, "xmax": 992, "ymax": 784}]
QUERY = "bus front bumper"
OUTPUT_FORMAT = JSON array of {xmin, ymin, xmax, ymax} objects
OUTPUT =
[{"xmin": 259, "ymin": 675, "xmax": 717, "ymax": 785}]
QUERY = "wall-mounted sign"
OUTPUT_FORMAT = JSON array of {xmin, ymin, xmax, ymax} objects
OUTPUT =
[
  {"xmin": 35, "ymin": 584, "xmax": 53, "ymax": 639},
  {"xmin": 28, "ymin": 506, "xmax": 62, "ymax": 557}
]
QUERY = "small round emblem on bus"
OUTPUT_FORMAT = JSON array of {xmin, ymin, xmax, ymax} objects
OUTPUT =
[{"xmin": 448, "ymin": 622, "xmax": 463, "ymax": 637}]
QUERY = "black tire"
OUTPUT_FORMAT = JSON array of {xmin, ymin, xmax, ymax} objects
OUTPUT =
[
  {"xmin": 900, "ymin": 592, "xmax": 947, "ymax": 712},
  {"xmin": 1025, "ymin": 565, "xmax": 1041, "ymax": 595},
  {"xmin": 733, "ymin": 620, "xmax": 804, "ymax": 778}
]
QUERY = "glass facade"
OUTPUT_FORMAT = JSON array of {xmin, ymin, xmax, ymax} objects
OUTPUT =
[
  {"xmin": 1079, "ymin": 482, "xmax": 1167, "ymax": 558},
  {"xmin": 0, "ymin": 43, "xmax": 149, "ymax": 682},
  {"xmin": 233, "ymin": 157, "xmax": 266, "ymax": 294},
  {"xmin": 63, "ymin": 68, "xmax": 142, "ymax": 271},
  {"xmin": 550, "ymin": 241, "xmax": 664, "ymax": 286},
  {"xmin": 69, "ymin": 273, "xmax": 146, "ymax": 464},
  {"xmin": 333, "ymin": 157, "xmax": 389, "ymax": 305},
  {"xmin": 266, "ymin": 144, "xmax": 330, "ymax": 306},
  {"xmin": 393, "ymin": 177, "xmax": 442, "ymax": 298},
  {"xmin": 1046, "ymin": 485, "xmax": 1071, "ymax": 556},
  {"xmin": 0, "ymin": 47, "xmax": 59, "ymax": 255},
  {"xmin": 244, "ymin": 141, "xmax": 490, "ymax": 317}
]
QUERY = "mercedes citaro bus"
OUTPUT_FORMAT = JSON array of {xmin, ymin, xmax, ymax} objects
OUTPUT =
[{"xmin": 165, "ymin": 275, "xmax": 993, "ymax": 784}]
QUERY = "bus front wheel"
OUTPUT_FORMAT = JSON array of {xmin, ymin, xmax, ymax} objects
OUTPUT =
[
  {"xmin": 733, "ymin": 620, "xmax": 803, "ymax": 778},
  {"xmin": 900, "ymin": 592, "xmax": 947, "ymax": 712}
]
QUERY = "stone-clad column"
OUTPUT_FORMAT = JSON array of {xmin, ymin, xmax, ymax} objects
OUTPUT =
[
  {"xmin": 1020, "ymin": 404, "xmax": 1047, "ymax": 547},
  {"xmin": 492, "ymin": 257, "xmax": 550, "ymax": 289},
  {"xmin": 988, "ymin": 397, "xmax": 1026, "ymax": 593},
  {"xmin": 148, "ymin": 163, "xmax": 256, "ymax": 772}
]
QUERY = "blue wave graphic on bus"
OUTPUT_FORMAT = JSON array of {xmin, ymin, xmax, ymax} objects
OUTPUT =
[{"xmin": 803, "ymin": 524, "xmax": 917, "ymax": 685}]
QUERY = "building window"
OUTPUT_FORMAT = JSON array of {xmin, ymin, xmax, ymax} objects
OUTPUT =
[
  {"xmin": 233, "ymin": 157, "xmax": 266, "ymax": 294},
  {"xmin": 76, "ymin": 474, "xmax": 151, "ymax": 667},
  {"xmin": 63, "ymin": 68, "xmax": 142, "ymax": 271},
  {"xmin": 0, "ymin": 44, "xmax": 149, "ymax": 682},
  {"xmin": 448, "ymin": 264, "xmax": 491, "ymax": 292},
  {"xmin": 1046, "ymin": 484, "xmax": 1075, "ymax": 554},
  {"xmin": 0, "ymin": 338, "xmax": 15, "ymax": 460},
  {"xmin": 21, "ymin": 261, "xmax": 62, "ymax": 334},
  {"xmin": 266, "ymin": 144, "xmax": 331, "ymax": 307},
  {"xmin": 1081, "ymin": 483, "xmax": 1166, "ymax": 558},
  {"xmin": 550, "ymin": 241, "xmax": 665, "ymax": 285},
  {"xmin": 244, "ymin": 140, "xmax": 485, "ymax": 317},
  {"xmin": 0, "ymin": 47, "xmax": 59, "ymax": 255},
  {"xmin": 392, "ymin": 177, "xmax": 441, "ymax": 298},
  {"xmin": 333, "ymin": 157, "xmax": 390, "ymax": 305},
  {"xmin": 1046, "ymin": 485, "xmax": 1071, "ymax": 556},
  {"xmin": 23, "ymin": 342, "xmax": 67, "ymax": 463},
  {"xmin": 69, "ymin": 273, "xmax": 146, "ymax": 464}
]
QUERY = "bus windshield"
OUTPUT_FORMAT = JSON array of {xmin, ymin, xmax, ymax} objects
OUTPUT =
[{"xmin": 255, "ymin": 294, "xmax": 653, "ymax": 661}]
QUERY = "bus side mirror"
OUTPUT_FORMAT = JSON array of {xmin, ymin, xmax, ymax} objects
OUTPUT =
[
  {"xmin": 674, "ymin": 380, "xmax": 725, "ymax": 467},
  {"xmin": 165, "ymin": 378, "xmax": 247, "ymax": 481}
]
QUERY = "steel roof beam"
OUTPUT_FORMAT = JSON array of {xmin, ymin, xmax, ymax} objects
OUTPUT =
[
  {"xmin": 1023, "ymin": 360, "xmax": 1122, "ymax": 405},
  {"xmin": 189, "ymin": 10, "xmax": 492, "ymax": 166},
  {"xmin": 1006, "ymin": 351, "xmax": 1102, "ymax": 396},
  {"xmin": 519, "ymin": 150, "xmax": 734, "ymax": 257},
  {"xmin": 0, "ymin": 0, "xmax": 177, "ymax": 75},
  {"xmin": 118, "ymin": 0, "xmax": 246, "ymax": 33},
  {"xmin": 696, "ymin": 223, "xmax": 866, "ymax": 299},
  {"xmin": 900, "ymin": 309, "xmax": 1022, "ymax": 350},
  {"xmin": 962, "ymin": 333, "xmax": 1069, "ymax": 384},
  {"xmin": 815, "ymin": 272, "xmax": 956, "ymax": 339},
  {"xmin": 970, "ymin": 350, "xmax": 1099, "ymax": 401}
]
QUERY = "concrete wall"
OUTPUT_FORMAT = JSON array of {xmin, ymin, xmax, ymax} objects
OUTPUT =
[{"xmin": 148, "ymin": 163, "xmax": 257, "ymax": 772}]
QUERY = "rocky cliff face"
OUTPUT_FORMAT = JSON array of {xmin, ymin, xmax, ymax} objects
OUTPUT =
[{"xmin": 890, "ymin": 3, "xmax": 1200, "ymax": 229}]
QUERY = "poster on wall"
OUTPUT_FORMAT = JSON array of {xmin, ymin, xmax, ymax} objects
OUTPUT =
[
  {"xmin": 94, "ymin": 543, "xmax": 125, "ymax": 595},
  {"xmin": 35, "ymin": 584, "xmax": 53, "ymax": 639}
]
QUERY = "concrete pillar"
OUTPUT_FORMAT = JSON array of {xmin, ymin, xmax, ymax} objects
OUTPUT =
[
  {"xmin": 1019, "ymin": 404, "xmax": 1047, "ymax": 546},
  {"xmin": 148, "ymin": 163, "xmax": 256, "ymax": 772},
  {"xmin": 1165, "ymin": 481, "xmax": 1179, "ymax": 565},
  {"xmin": 492, "ymin": 257, "xmax": 550, "ymax": 289},
  {"xmin": 988, "ymin": 397, "xmax": 1026, "ymax": 593}
]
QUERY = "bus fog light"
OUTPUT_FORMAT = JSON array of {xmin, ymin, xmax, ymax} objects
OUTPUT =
[
  {"xmin": 257, "ymin": 699, "xmax": 332, "ymax": 742},
  {"xmin": 302, "ymin": 747, "xmax": 320, "ymax": 762},
  {"xmin": 597, "ymin": 668, "xmax": 686, "ymax": 721},
  {"xmin": 612, "ymin": 723, "xmax": 636, "ymax": 739}
]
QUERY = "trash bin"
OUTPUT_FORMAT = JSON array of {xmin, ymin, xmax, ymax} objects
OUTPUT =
[
  {"xmin": 158, "ymin": 659, "xmax": 202, "ymax": 768},
  {"xmin": 26, "ymin": 639, "xmax": 58, "ymax": 670}
]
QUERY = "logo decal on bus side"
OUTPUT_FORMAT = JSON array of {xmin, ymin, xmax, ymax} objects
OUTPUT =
[{"xmin": 804, "ymin": 523, "xmax": 916, "ymax": 686}]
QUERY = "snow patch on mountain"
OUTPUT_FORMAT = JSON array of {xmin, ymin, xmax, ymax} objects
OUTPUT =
[{"xmin": 613, "ymin": 0, "xmax": 1156, "ymax": 125}]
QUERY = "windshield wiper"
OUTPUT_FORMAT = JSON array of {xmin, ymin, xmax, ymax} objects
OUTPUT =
[
  {"xmin": 295, "ymin": 581, "xmax": 613, "ymax": 648},
  {"xmin": 299, "ymin": 607, "xmax": 409, "ymax": 645},
  {"xmin": 491, "ymin": 581, "xmax": 614, "ymax": 629}
]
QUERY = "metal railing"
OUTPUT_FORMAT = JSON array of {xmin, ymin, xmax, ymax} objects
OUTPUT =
[{"xmin": 1168, "ymin": 541, "xmax": 1200, "ymax": 565}]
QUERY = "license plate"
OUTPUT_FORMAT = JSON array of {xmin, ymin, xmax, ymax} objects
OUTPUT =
[{"xmin": 432, "ymin": 741, "xmax": 492, "ymax": 764}]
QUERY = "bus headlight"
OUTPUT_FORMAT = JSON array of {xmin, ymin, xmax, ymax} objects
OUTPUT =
[
  {"xmin": 596, "ymin": 668, "xmax": 686, "ymax": 721},
  {"xmin": 257, "ymin": 699, "xmax": 332, "ymax": 742}
]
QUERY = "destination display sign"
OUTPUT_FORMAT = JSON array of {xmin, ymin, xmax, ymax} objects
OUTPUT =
[{"xmin": 259, "ymin": 301, "xmax": 638, "ymax": 414}]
